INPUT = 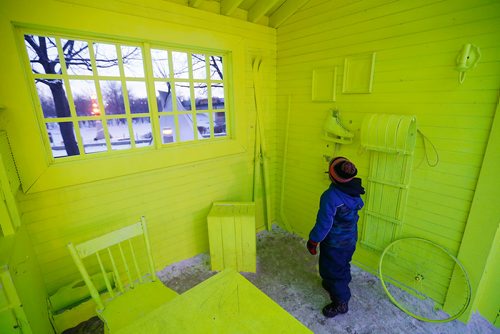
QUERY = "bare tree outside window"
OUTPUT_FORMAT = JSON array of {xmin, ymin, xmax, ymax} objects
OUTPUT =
[{"xmin": 25, "ymin": 35, "xmax": 142, "ymax": 157}]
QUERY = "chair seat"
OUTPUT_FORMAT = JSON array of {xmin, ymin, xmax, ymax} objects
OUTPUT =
[{"xmin": 100, "ymin": 280, "xmax": 178, "ymax": 332}]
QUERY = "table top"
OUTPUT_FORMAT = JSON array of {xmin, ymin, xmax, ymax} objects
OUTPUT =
[{"xmin": 115, "ymin": 269, "xmax": 312, "ymax": 333}]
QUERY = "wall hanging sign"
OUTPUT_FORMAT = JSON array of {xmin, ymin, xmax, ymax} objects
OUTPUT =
[
  {"xmin": 342, "ymin": 52, "xmax": 376, "ymax": 93},
  {"xmin": 312, "ymin": 67, "xmax": 337, "ymax": 102}
]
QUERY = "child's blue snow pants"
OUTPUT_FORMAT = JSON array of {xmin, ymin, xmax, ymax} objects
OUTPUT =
[{"xmin": 319, "ymin": 242, "xmax": 356, "ymax": 303}]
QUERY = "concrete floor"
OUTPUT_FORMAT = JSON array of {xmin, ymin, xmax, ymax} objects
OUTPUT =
[{"xmin": 64, "ymin": 226, "xmax": 497, "ymax": 334}]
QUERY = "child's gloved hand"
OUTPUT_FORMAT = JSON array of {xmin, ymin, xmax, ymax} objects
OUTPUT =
[{"xmin": 307, "ymin": 240, "xmax": 318, "ymax": 255}]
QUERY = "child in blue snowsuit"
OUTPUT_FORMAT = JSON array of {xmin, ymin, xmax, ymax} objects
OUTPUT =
[{"xmin": 307, "ymin": 157, "xmax": 365, "ymax": 318}]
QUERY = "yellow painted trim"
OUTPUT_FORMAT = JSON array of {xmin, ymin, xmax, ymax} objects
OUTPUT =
[{"xmin": 28, "ymin": 139, "xmax": 245, "ymax": 192}]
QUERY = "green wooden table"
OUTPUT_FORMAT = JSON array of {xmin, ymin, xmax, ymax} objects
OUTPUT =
[{"xmin": 115, "ymin": 269, "xmax": 312, "ymax": 333}]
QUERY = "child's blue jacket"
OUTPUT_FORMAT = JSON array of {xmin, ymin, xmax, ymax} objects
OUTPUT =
[{"xmin": 309, "ymin": 179, "xmax": 364, "ymax": 248}]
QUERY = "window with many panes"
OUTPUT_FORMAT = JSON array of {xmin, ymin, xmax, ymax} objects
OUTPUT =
[{"xmin": 23, "ymin": 32, "xmax": 228, "ymax": 159}]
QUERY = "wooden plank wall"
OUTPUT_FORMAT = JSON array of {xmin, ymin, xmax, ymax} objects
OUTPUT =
[
  {"xmin": 5, "ymin": 0, "xmax": 277, "ymax": 294},
  {"xmin": 18, "ymin": 155, "xmax": 253, "ymax": 293},
  {"xmin": 275, "ymin": 0, "xmax": 500, "ymax": 267}
]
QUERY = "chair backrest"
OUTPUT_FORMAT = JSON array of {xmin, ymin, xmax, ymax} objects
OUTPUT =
[{"xmin": 67, "ymin": 216, "xmax": 158, "ymax": 311}]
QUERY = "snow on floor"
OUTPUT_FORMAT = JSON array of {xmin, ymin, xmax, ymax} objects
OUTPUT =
[{"xmin": 64, "ymin": 226, "xmax": 498, "ymax": 334}]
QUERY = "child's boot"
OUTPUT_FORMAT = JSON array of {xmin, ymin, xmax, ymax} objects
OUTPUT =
[{"xmin": 322, "ymin": 301, "xmax": 349, "ymax": 318}]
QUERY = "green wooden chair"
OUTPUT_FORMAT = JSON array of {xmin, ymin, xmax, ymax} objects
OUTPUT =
[{"xmin": 67, "ymin": 216, "xmax": 178, "ymax": 333}]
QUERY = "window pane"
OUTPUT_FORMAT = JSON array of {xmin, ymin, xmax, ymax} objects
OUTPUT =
[
  {"xmin": 175, "ymin": 83, "xmax": 191, "ymax": 111},
  {"xmin": 132, "ymin": 117, "xmax": 153, "ymax": 147},
  {"xmin": 192, "ymin": 54, "xmax": 206, "ymax": 79},
  {"xmin": 122, "ymin": 46, "xmax": 144, "ymax": 78},
  {"xmin": 79, "ymin": 120, "xmax": 107, "ymax": 154},
  {"xmin": 212, "ymin": 84, "xmax": 225, "ymax": 109},
  {"xmin": 151, "ymin": 49, "xmax": 169, "ymax": 78},
  {"xmin": 155, "ymin": 82, "xmax": 172, "ymax": 112},
  {"xmin": 127, "ymin": 81, "xmax": 149, "ymax": 114},
  {"xmin": 35, "ymin": 80, "xmax": 72, "ymax": 118},
  {"xmin": 178, "ymin": 114, "xmax": 194, "ymax": 141},
  {"xmin": 46, "ymin": 122, "xmax": 76, "ymax": 158},
  {"xmin": 172, "ymin": 52, "xmax": 189, "ymax": 79},
  {"xmin": 215, "ymin": 112, "xmax": 226, "ymax": 137},
  {"xmin": 36, "ymin": 81, "xmax": 56, "ymax": 118},
  {"xmin": 94, "ymin": 43, "xmax": 120, "ymax": 76},
  {"xmin": 209, "ymin": 55, "xmax": 223, "ymax": 80},
  {"xmin": 194, "ymin": 84, "xmax": 208, "ymax": 110},
  {"xmin": 69, "ymin": 80, "xmax": 97, "ymax": 116},
  {"xmin": 107, "ymin": 118, "xmax": 131, "ymax": 150},
  {"xmin": 159, "ymin": 115, "xmax": 176, "ymax": 144},
  {"xmin": 100, "ymin": 80, "xmax": 125, "ymax": 115},
  {"xmin": 25, "ymin": 35, "xmax": 61, "ymax": 74},
  {"xmin": 196, "ymin": 113, "xmax": 210, "ymax": 139},
  {"xmin": 62, "ymin": 39, "xmax": 93, "ymax": 75}
]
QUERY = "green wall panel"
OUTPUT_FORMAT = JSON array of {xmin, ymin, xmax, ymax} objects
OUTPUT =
[
  {"xmin": 1, "ymin": 0, "xmax": 277, "ymax": 295},
  {"xmin": 276, "ymin": 0, "xmax": 500, "ymax": 323}
]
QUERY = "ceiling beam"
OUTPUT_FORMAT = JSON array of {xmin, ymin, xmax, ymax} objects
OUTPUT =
[
  {"xmin": 248, "ymin": 0, "xmax": 280, "ymax": 23},
  {"xmin": 188, "ymin": 0, "xmax": 203, "ymax": 8},
  {"xmin": 270, "ymin": 0, "xmax": 310, "ymax": 28},
  {"xmin": 220, "ymin": 0, "xmax": 245, "ymax": 16}
]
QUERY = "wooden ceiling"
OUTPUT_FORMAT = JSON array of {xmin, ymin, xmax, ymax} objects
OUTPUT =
[{"xmin": 164, "ymin": 0, "xmax": 310, "ymax": 28}]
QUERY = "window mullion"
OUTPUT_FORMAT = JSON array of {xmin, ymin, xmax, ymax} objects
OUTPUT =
[
  {"xmin": 187, "ymin": 53, "xmax": 198, "ymax": 140},
  {"xmin": 222, "ymin": 54, "xmax": 230, "ymax": 138},
  {"xmin": 168, "ymin": 50, "xmax": 180, "ymax": 143},
  {"xmin": 90, "ymin": 40, "xmax": 112, "ymax": 152},
  {"xmin": 168, "ymin": 50, "xmax": 176, "ymax": 113},
  {"xmin": 209, "ymin": 80, "xmax": 214, "ymax": 139},
  {"xmin": 116, "ymin": 44, "xmax": 132, "ymax": 151},
  {"xmin": 173, "ymin": 112, "xmax": 180, "ymax": 143},
  {"xmin": 126, "ymin": 44, "xmax": 147, "ymax": 148},
  {"xmin": 206, "ymin": 55, "xmax": 214, "ymax": 139},
  {"xmin": 89, "ymin": 39, "xmax": 107, "ymax": 151},
  {"xmin": 143, "ymin": 42, "xmax": 161, "ymax": 149},
  {"xmin": 56, "ymin": 37, "xmax": 85, "ymax": 156}
]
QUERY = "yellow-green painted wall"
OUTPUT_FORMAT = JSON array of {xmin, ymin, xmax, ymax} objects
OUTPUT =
[
  {"xmin": 454, "ymin": 92, "xmax": 500, "ymax": 323},
  {"xmin": 0, "ymin": 0, "xmax": 276, "ymax": 294},
  {"xmin": 275, "ymin": 0, "xmax": 499, "ymax": 323},
  {"xmin": 1, "ymin": 0, "xmax": 499, "ymax": 327}
]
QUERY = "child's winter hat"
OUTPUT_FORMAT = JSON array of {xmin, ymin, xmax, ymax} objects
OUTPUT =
[{"xmin": 329, "ymin": 157, "xmax": 357, "ymax": 183}]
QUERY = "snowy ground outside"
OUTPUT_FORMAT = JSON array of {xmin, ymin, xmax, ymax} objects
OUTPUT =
[
  {"xmin": 48, "ymin": 115, "xmax": 225, "ymax": 158},
  {"xmin": 64, "ymin": 226, "xmax": 498, "ymax": 334}
]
